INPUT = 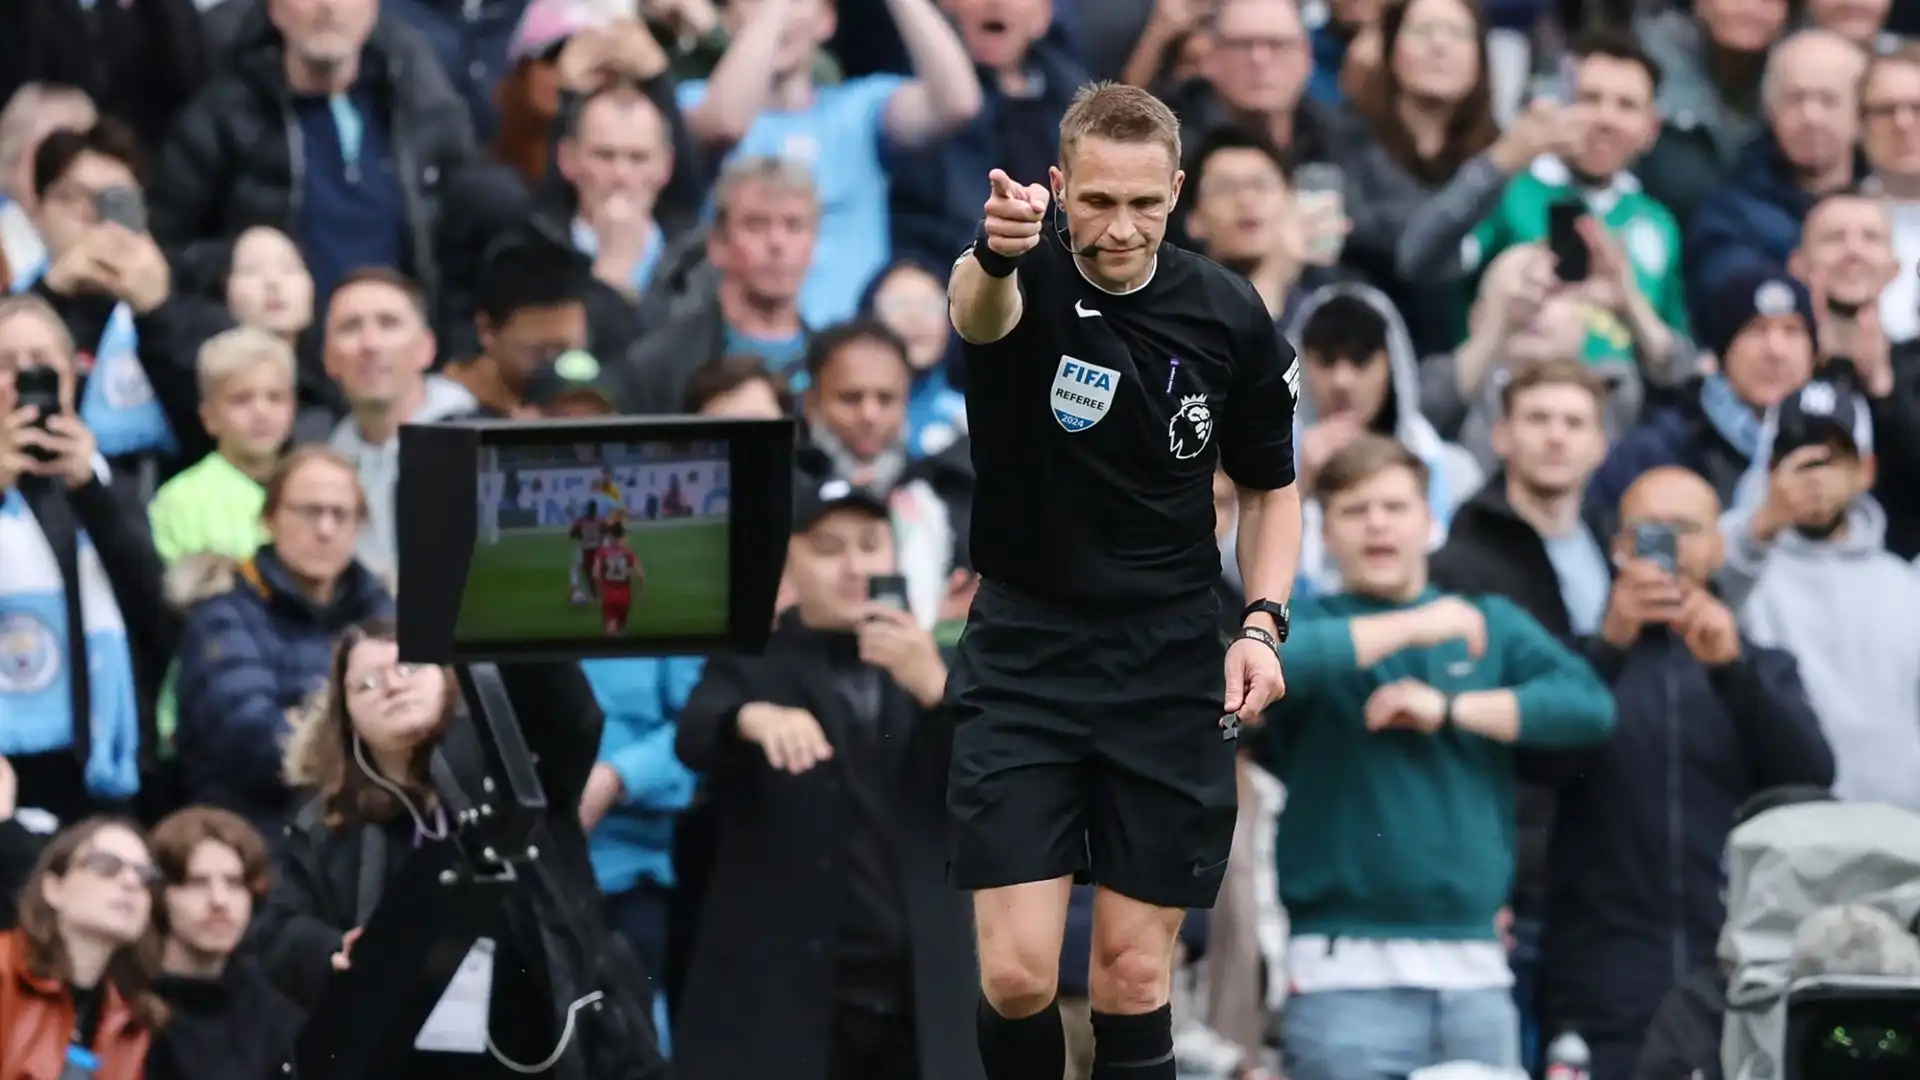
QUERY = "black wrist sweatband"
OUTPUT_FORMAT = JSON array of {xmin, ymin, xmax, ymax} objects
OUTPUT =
[{"xmin": 971, "ymin": 220, "xmax": 1022, "ymax": 278}]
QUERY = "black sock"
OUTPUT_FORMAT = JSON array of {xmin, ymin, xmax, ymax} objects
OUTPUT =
[
  {"xmin": 976, "ymin": 995, "xmax": 1065, "ymax": 1080},
  {"xmin": 1090, "ymin": 1005, "xmax": 1175, "ymax": 1079}
]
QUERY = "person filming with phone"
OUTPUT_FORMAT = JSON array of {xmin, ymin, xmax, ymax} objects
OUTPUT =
[
  {"xmin": 1537, "ymin": 465, "xmax": 1833, "ymax": 1080},
  {"xmin": 670, "ymin": 475, "xmax": 978, "ymax": 1080}
]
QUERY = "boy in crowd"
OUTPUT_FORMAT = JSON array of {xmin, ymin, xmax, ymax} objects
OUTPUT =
[
  {"xmin": 147, "ymin": 327, "xmax": 296, "ymax": 566},
  {"xmin": 1258, "ymin": 435, "xmax": 1614, "ymax": 1080}
]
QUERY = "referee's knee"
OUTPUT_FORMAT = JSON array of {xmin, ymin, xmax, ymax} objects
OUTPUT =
[
  {"xmin": 1088, "ymin": 938, "xmax": 1175, "ymax": 1013},
  {"xmin": 979, "ymin": 954, "xmax": 1059, "ymax": 1018}
]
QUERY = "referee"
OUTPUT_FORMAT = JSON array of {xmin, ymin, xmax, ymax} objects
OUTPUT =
[{"xmin": 947, "ymin": 83, "xmax": 1303, "ymax": 1080}]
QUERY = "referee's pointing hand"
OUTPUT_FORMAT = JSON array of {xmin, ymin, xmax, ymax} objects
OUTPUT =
[
  {"xmin": 983, "ymin": 168, "xmax": 1050, "ymax": 257},
  {"xmin": 1224, "ymin": 636, "xmax": 1286, "ymax": 725}
]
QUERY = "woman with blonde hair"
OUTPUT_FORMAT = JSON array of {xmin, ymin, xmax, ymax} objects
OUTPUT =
[{"xmin": 0, "ymin": 816, "xmax": 166, "ymax": 1080}]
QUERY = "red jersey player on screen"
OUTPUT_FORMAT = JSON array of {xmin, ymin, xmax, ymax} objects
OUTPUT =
[
  {"xmin": 594, "ymin": 524, "xmax": 644, "ymax": 634},
  {"xmin": 568, "ymin": 500, "xmax": 607, "ymax": 604}
]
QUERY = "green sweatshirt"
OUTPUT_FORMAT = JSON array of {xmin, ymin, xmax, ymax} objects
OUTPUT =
[
  {"xmin": 1257, "ymin": 587, "xmax": 1614, "ymax": 941},
  {"xmin": 148, "ymin": 452, "xmax": 269, "ymax": 566}
]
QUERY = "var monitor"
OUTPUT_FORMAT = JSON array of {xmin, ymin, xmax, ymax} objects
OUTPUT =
[{"xmin": 394, "ymin": 416, "xmax": 794, "ymax": 664}]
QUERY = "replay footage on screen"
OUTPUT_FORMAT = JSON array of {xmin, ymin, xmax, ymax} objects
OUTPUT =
[{"xmin": 459, "ymin": 439, "xmax": 732, "ymax": 644}]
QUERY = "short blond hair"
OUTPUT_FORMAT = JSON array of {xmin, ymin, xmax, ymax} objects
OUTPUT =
[
  {"xmin": 1058, "ymin": 81, "xmax": 1183, "ymax": 173},
  {"xmin": 196, "ymin": 326, "xmax": 296, "ymax": 402},
  {"xmin": 0, "ymin": 293, "xmax": 76, "ymax": 359}
]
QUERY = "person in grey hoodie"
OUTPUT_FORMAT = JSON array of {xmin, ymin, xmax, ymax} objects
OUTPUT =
[
  {"xmin": 1718, "ymin": 377, "xmax": 1920, "ymax": 813},
  {"xmin": 320, "ymin": 268, "xmax": 478, "ymax": 576},
  {"xmin": 1286, "ymin": 283, "xmax": 1482, "ymax": 596}
]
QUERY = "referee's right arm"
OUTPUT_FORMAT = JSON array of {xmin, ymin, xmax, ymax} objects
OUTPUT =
[{"xmin": 949, "ymin": 169, "xmax": 1049, "ymax": 344}]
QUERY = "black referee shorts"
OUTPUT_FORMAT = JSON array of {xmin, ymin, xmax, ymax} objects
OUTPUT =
[{"xmin": 946, "ymin": 581, "xmax": 1238, "ymax": 910}]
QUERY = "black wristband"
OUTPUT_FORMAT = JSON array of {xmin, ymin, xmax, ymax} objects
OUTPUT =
[
  {"xmin": 971, "ymin": 220, "xmax": 1022, "ymax": 278},
  {"xmin": 1236, "ymin": 626, "xmax": 1280, "ymax": 657}
]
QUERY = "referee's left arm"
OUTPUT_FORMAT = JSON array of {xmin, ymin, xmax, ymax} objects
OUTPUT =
[{"xmin": 1222, "ymin": 311, "xmax": 1305, "ymax": 637}]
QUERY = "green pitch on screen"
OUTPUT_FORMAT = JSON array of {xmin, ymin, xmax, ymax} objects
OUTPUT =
[{"xmin": 456, "ymin": 519, "xmax": 731, "ymax": 642}]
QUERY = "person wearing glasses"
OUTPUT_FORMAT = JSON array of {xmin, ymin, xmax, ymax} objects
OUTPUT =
[
  {"xmin": 172, "ymin": 445, "xmax": 392, "ymax": 837},
  {"xmin": 0, "ymin": 815, "xmax": 167, "ymax": 1080}
]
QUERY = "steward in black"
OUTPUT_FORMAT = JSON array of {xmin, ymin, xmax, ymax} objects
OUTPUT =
[
  {"xmin": 947, "ymin": 217, "xmax": 1298, "ymax": 912},
  {"xmin": 960, "ymin": 221, "xmax": 1298, "ymax": 611}
]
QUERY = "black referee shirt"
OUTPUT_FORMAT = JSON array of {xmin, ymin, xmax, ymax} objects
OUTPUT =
[{"xmin": 957, "ymin": 227, "xmax": 1298, "ymax": 611}]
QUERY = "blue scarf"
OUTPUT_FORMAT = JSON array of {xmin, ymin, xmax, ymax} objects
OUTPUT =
[
  {"xmin": 570, "ymin": 217, "xmax": 665, "ymax": 297},
  {"xmin": 1698, "ymin": 373, "xmax": 1764, "ymax": 461},
  {"xmin": 0, "ymin": 489, "xmax": 140, "ymax": 798},
  {"xmin": 15, "ymin": 261, "xmax": 177, "ymax": 458}
]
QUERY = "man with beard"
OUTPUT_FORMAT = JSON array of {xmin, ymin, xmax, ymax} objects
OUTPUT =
[
  {"xmin": 1686, "ymin": 29, "xmax": 1869, "ymax": 316},
  {"xmin": 1718, "ymin": 378, "xmax": 1920, "ymax": 815},
  {"xmin": 144, "ymin": 807, "xmax": 301, "ymax": 1080},
  {"xmin": 1403, "ymin": 30, "xmax": 1688, "ymax": 379}
]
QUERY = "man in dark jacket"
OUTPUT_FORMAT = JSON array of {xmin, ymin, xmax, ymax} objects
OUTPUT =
[
  {"xmin": 1540, "ymin": 465, "xmax": 1835, "ymax": 1080},
  {"xmin": 673, "ymin": 476, "xmax": 981, "ymax": 1080},
  {"xmin": 152, "ymin": 0, "xmax": 477, "ymax": 314}
]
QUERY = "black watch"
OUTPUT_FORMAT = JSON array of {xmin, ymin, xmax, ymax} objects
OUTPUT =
[{"xmin": 1242, "ymin": 598, "xmax": 1291, "ymax": 643}]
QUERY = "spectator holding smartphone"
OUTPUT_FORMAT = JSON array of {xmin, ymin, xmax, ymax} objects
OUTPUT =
[{"xmin": 1537, "ymin": 465, "xmax": 1832, "ymax": 1080}]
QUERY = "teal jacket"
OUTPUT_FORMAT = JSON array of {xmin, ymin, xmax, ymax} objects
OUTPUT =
[{"xmin": 1258, "ymin": 587, "xmax": 1614, "ymax": 941}]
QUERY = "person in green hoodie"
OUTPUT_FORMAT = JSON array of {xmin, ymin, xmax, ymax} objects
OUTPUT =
[{"xmin": 1258, "ymin": 434, "xmax": 1615, "ymax": 1080}]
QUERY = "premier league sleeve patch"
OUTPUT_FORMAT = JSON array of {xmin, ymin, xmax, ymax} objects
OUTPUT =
[{"xmin": 1169, "ymin": 395, "xmax": 1213, "ymax": 459}]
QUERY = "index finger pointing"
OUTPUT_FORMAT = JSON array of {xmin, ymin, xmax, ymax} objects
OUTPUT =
[{"xmin": 987, "ymin": 169, "xmax": 1017, "ymax": 198}]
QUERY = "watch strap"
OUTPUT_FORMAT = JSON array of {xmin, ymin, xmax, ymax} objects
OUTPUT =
[{"xmin": 1241, "ymin": 598, "xmax": 1291, "ymax": 642}]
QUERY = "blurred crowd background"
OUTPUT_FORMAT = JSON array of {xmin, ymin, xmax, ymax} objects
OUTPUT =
[{"xmin": 2, "ymin": 0, "xmax": 1920, "ymax": 1078}]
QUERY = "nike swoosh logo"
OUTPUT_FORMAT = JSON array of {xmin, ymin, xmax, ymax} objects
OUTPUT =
[
  {"xmin": 1075, "ymin": 300, "xmax": 1100, "ymax": 318},
  {"xmin": 1191, "ymin": 857, "xmax": 1229, "ymax": 877}
]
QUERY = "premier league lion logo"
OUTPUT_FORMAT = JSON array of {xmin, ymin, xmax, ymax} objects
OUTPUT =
[{"xmin": 1169, "ymin": 394, "xmax": 1213, "ymax": 460}]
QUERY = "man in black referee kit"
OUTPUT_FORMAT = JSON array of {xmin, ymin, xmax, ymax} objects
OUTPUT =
[{"xmin": 946, "ymin": 81, "xmax": 1303, "ymax": 1080}]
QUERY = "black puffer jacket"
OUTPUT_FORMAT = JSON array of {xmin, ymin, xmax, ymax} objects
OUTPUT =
[{"xmin": 150, "ymin": 2, "xmax": 475, "ymax": 302}]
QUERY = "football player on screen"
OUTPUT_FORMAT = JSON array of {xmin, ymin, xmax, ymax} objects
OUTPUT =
[
  {"xmin": 568, "ymin": 500, "xmax": 607, "ymax": 604},
  {"xmin": 594, "ymin": 523, "xmax": 644, "ymax": 635}
]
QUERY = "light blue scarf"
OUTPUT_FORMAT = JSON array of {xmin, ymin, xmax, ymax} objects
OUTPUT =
[
  {"xmin": 15, "ymin": 261, "xmax": 177, "ymax": 459},
  {"xmin": 0, "ymin": 489, "xmax": 140, "ymax": 798},
  {"xmin": 1697, "ymin": 373, "xmax": 1764, "ymax": 462}
]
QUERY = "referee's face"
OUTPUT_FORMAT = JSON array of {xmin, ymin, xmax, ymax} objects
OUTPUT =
[{"xmin": 1053, "ymin": 136, "xmax": 1183, "ymax": 290}]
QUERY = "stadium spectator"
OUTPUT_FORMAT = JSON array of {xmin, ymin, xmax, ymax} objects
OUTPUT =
[
  {"xmin": 0, "ymin": 817, "xmax": 165, "ymax": 1080},
  {"xmin": 24, "ymin": 121, "xmax": 221, "ymax": 498},
  {"xmin": 1404, "ymin": 31, "xmax": 1689, "ymax": 380},
  {"xmin": 1287, "ymin": 287, "xmax": 1482, "ymax": 594},
  {"xmin": 493, "ymin": 0, "xmax": 577, "ymax": 191},
  {"xmin": 1541, "ymin": 466, "xmax": 1832, "ymax": 1080},
  {"xmin": 1684, "ymin": 30, "xmax": 1869, "ymax": 315},
  {"xmin": 258, "ymin": 618, "xmax": 665, "ymax": 1074},
  {"xmin": 0, "ymin": 0, "xmax": 207, "ymax": 157},
  {"xmin": 0, "ymin": 294, "xmax": 175, "ymax": 827},
  {"xmin": 170, "ymin": 446, "xmax": 392, "ymax": 833},
  {"xmin": 1263, "ymin": 435, "xmax": 1614, "ymax": 1080},
  {"xmin": 152, "ymin": 0, "xmax": 478, "ymax": 310},
  {"xmin": 1591, "ymin": 266, "xmax": 1818, "ymax": 510},
  {"xmin": 620, "ymin": 155, "xmax": 821, "ymax": 413},
  {"xmin": 795, "ymin": 320, "xmax": 974, "ymax": 627},
  {"xmin": 1805, "ymin": 0, "xmax": 1895, "ymax": 51},
  {"xmin": 442, "ymin": 230, "xmax": 594, "ymax": 417},
  {"xmin": 384, "ymin": 0, "xmax": 534, "ymax": 142},
  {"xmin": 858, "ymin": 258, "xmax": 967, "ymax": 457},
  {"xmin": 1718, "ymin": 379, "xmax": 1920, "ymax": 813},
  {"xmin": 218, "ymin": 225, "xmax": 329, "ymax": 434},
  {"xmin": 1184, "ymin": 125, "xmax": 1349, "ymax": 332},
  {"xmin": 145, "ymin": 806, "xmax": 301, "ymax": 1080},
  {"xmin": 557, "ymin": 81, "xmax": 680, "ymax": 309},
  {"xmin": 1422, "ymin": 244, "xmax": 1645, "ymax": 474},
  {"xmin": 1632, "ymin": 0, "xmax": 1793, "ymax": 224},
  {"xmin": 682, "ymin": 0, "xmax": 980, "ymax": 325},
  {"xmin": 672, "ymin": 475, "xmax": 978, "ymax": 1080},
  {"xmin": 322, "ymin": 268, "xmax": 477, "ymax": 575},
  {"xmin": 147, "ymin": 328, "xmax": 296, "ymax": 566},
  {"xmin": 0, "ymin": 83, "xmax": 96, "ymax": 287},
  {"xmin": 1860, "ymin": 48, "xmax": 1920, "ymax": 344},
  {"xmin": 888, "ymin": 0, "xmax": 1090, "ymax": 265}
]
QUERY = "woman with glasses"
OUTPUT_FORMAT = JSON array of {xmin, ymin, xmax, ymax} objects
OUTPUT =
[
  {"xmin": 171, "ymin": 445, "xmax": 393, "ymax": 838},
  {"xmin": 252, "ymin": 616, "xmax": 667, "ymax": 1078},
  {"xmin": 0, "ymin": 816, "xmax": 166, "ymax": 1080}
]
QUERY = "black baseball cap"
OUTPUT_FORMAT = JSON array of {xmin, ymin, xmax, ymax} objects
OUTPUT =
[
  {"xmin": 524, "ymin": 349, "xmax": 619, "ymax": 413},
  {"xmin": 792, "ymin": 476, "xmax": 890, "ymax": 533},
  {"xmin": 1769, "ymin": 377, "xmax": 1872, "ymax": 466}
]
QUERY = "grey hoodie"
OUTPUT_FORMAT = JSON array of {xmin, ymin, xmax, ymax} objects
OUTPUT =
[
  {"xmin": 1719, "ymin": 496, "xmax": 1920, "ymax": 812},
  {"xmin": 1284, "ymin": 283, "xmax": 1483, "ymax": 593},
  {"xmin": 328, "ymin": 375, "xmax": 478, "ymax": 576}
]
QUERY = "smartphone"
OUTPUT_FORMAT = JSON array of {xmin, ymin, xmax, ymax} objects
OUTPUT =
[
  {"xmin": 867, "ymin": 574, "xmax": 910, "ymax": 614},
  {"xmin": 1548, "ymin": 200, "xmax": 1590, "ymax": 282},
  {"xmin": 13, "ymin": 366, "xmax": 61, "ymax": 462},
  {"xmin": 94, "ymin": 186, "xmax": 147, "ymax": 233},
  {"xmin": 1632, "ymin": 522, "xmax": 1679, "ymax": 575}
]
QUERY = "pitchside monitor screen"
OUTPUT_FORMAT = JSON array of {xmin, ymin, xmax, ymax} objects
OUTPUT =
[{"xmin": 395, "ymin": 417, "xmax": 793, "ymax": 664}]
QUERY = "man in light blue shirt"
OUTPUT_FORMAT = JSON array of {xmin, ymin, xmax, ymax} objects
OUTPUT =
[
  {"xmin": 559, "ymin": 81, "xmax": 676, "ymax": 303},
  {"xmin": 678, "ymin": 0, "xmax": 983, "ymax": 325}
]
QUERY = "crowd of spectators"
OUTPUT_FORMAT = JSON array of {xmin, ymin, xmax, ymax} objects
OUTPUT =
[{"xmin": 1, "ymin": 0, "xmax": 1919, "ymax": 1078}]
